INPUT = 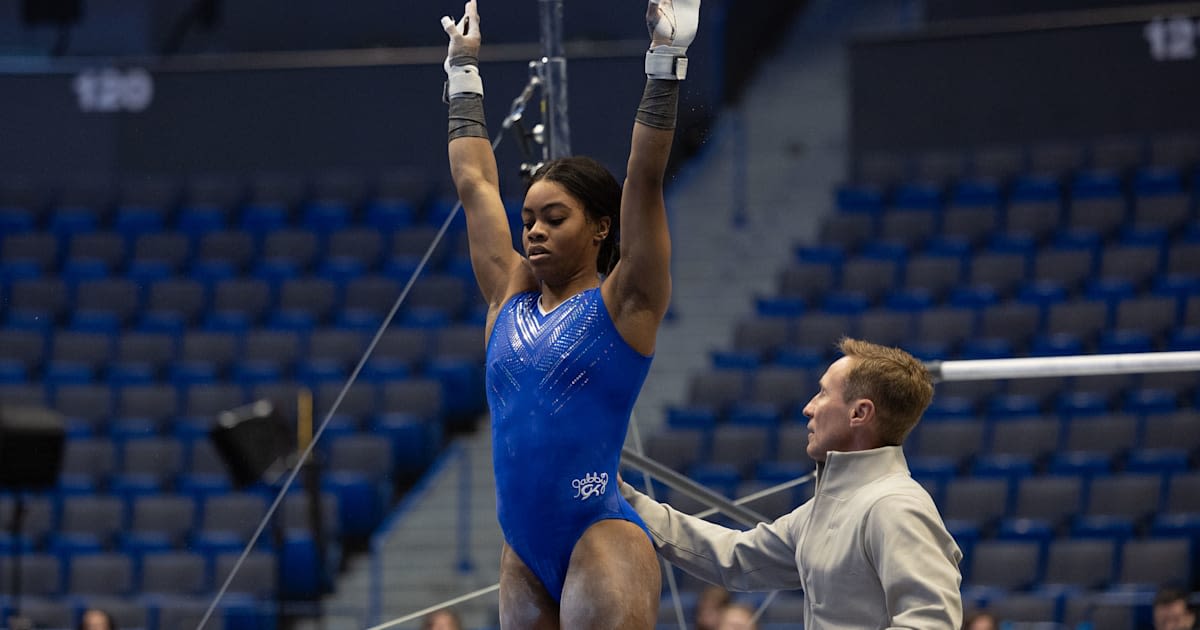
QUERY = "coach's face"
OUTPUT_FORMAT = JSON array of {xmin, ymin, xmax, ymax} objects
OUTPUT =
[{"xmin": 802, "ymin": 356, "xmax": 857, "ymax": 462}]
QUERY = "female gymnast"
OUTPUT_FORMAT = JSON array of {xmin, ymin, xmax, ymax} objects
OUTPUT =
[{"xmin": 441, "ymin": 0, "xmax": 700, "ymax": 627}]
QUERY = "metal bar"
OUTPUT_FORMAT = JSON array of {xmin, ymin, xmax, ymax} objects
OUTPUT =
[
  {"xmin": 539, "ymin": 0, "xmax": 571, "ymax": 158},
  {"xmin": 692, "ymin": 473, "xmax": 815, "ymax": 520},
  {"xmin": 929, "ymin": 351, "xmax": 1200, "ymax": 382},
  {"xmin": 628, "ymin": 417, "xmax": 689, "ymax": 630},
  {"xmin": 620, "ymin": 447, "xmax": 768, "ymax": 527},
  {"xmin": 364, "ymin": 584, "xmax": 501, "ymax": 630}
]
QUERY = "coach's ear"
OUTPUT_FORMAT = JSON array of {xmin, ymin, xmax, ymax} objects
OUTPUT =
[{"xmin": 849, "ymin": 399, "xmax": 875, "ymax": 428}]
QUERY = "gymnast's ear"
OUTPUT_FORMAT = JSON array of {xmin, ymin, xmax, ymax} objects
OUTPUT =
[{"xmin": 594, "ymin": 215, "xmax": 611, "ymax": 241}]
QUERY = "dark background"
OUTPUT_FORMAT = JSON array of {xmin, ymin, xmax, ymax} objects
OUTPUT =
[
  {"xmin": 850, "ymin": 5, "xmax": 1200, "ymax": 155},
  {"xmin": 924, "ymin": 0, "xmax": 1188, "ymax": 22}
]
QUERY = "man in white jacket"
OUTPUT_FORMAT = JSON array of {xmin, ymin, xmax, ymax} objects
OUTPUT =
[{"xmin": 621, "ymin": 337, "xmax": 963, "ymax": 629}]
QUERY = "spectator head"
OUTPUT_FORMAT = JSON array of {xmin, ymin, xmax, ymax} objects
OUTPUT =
[
  {"xmin": 694, "ymin": 585, "xmax": 733, "ymax": 630},
  {"xmin": 1154, "ymin": 588, "xmax": 1196, "ymax": 630}
]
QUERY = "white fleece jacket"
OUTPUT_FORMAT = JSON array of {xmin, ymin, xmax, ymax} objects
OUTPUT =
[{"xmin": 621, "ymin": 446, "xmax": 963, "ymax": 629}]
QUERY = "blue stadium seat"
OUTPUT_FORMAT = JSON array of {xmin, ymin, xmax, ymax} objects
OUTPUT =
[
  {"xmin": 1055, "ymin": 391, "xmax": 1113, "ymax": 419},
  {"xmin": 1168, "ymin": 327, "xmax": 1200, "ymax": 351},
  {"xmin": 666, "ymin": 406, "xmax": 718, "ymax": 432},
  {"xmin": 365, "ymin": 199, "xmax": 416, "ymax": 233},
  {"xmin": 983, "ymin": 591, "xmax": 1061, "ymax": 624},
  {"xmin": 49, "ymin": 208, "xmax": 100, "ymax": 242},
  {"xmin": 1114, "ymin": 538, "xmax": 1191, "ymax": 592},
  {"xmin": 835, "ymin": 184, "xmax": 884, "ymax": 214},
  {"xmin": 207, "ymin": 552, "xmax": 277, "ymax": 607},
  {"xmin": 1039, "ymin": 538, "xmax": 1116, "ymax": 593},
  {"xmin": 965, "ymin": 539, "xmax": 1042, "ymax": 591},
  {"xmin": 708, "ymin": 424, "xmax": 773, "ymax": 477},
  {"xmin": 820, "ymin": 213, "xmax": 875, "ymax": 253},
  {"xmin": 66, "ymin": 231, "xmax": 126, "ymax": 273},
  {"xmin": 1143, "ymin": 411, "xmax": 1200, "ymax": 455},
  {"xmin": 140, "ymin": 551, "xmax": 210, "ymax": 597},
  {"xmin": 323, "ymin": 471, "xmax": 384, "ymax": 539},
  {"xmin": 684, "ymin": 463, "xmax": 741, "ymax": 501},
  {"xmin": 955, "ymin": 175, "xmax": 1003, "ymax": 205},
  {"xmin": 1048, "ymin": 451, "xmax": 1113, "ymax": 480},
  {"xmin": 1133, "ymin": 165, "xmax": 1183, "ymax": 196},
  {"xmin": 710, "ymin": 350, "xmax": 760, "ymax": 372},
  {"xmin": 0, "ymin": 553, "xmax": 63, "ymax": 597},
  {"xmin": 942, "ymin": 477, "xmax": 1011, "ymax": 531},
  {"xmin": 0, "ymin": 209, "xmax": 34, "ymax": 234},
  {"xmin": 821, "ymin": 291, "xmax": 871, "ymax": 314},
  {"xmin": 317, "ymin": 256, "xmax": 366, "ymax": 288},
  {"xmin": 906, "ymin": 455, "xmax": 957, "ymax": 495},
  {"xmin": 1124, "ymin": 448, "xmax": 1189, "ymax": 476},
  {"xmin": 972, "ymin": 454, "xmax": 1035, "ymax": 485},
  {"xmin": 68, "ymin": 552, "xmax": 134, "ymax": 597},
  {"xmin": 987, "ymin": 394, "xmax": 1043, "ymax": 419},
  {"xmin": 113, "ymin": 203, "xmax": 168, "ymax": 241},
  {"xmin": 644, "ymin": 426, "xmax": 708, "ymax": 474},
  {"xmin": 1069, "ymin": 515, "xmax": 1136, "ymax": 545},
  {"xmin": 1124, "ymin": 387, "xmax": 1180, "ymax": 415},
  {"xmin": 326, "ymin": 227, "xmax": 384, "ymax": 272},
  {"xmin": 1028, "ymin": 332, "xmax": 1085, "ymax": 357},
  {"xmin": 301, "ymin": 199, "xmax": 350, "ymax": 233},
  {"xmin": 372, "ymin": 414, "xmax": 439, "ymax": 479},
  {"xmin": 988, "ymin": 415, "xmax": 1060, "ymax": 466},
  {"xmin": 1008, "ymin": 379, "xmax": 1075, "ymax": 412}
]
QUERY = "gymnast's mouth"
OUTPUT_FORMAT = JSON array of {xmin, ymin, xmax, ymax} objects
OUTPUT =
[{"xmin": 527, "ymin": 246, "xmax": 550, "ymax": 259}]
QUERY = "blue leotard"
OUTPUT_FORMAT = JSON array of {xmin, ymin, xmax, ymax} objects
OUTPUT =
[{"xmin": 486, "ymin": 287, "xmax": 653, "ymax": 602}]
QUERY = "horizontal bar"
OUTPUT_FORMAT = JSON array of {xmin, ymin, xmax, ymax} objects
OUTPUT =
[
  {"xmin": 929, "ymin": 351, "xmax": 1200, "ymax": 382},
  {"xmin": 621, "ymin": 447, "xmax": 768, "ymax": 528}
]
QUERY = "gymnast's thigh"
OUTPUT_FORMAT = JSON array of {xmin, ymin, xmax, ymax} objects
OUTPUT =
[
  {"xmin": 560, "ymin": 519, "xmax": 661, "ymax": 630},
  {"xmin": 499, "ymin": 543, "xmax": 559, "ymax": 630}
]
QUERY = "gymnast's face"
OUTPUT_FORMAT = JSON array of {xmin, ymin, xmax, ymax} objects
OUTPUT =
[
  {"xmin": 521, "ymin": 180, "xmax": 607, "ymax": 281},
  {"xmin": 802, "ymin": 356, "xmax": 857, "ymax": 462}
]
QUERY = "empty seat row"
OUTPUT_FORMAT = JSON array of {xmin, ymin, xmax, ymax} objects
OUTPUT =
[
  {"xmin": 1, "ymin": 492, "xmax": 336, "ymax": 551},
  {"xmin": 851, "ymin": 138, "xmax": 1200, "ymax": 191},
  {"xmin": 1, "ymin": 274, "xmax": 482, "ymax": 332},
  {"xmin": 780, "ymin": 241, "xmax": 1200, "ymax": 306},
  {"xmin": 0, "ymin": 325, "xmax": 483, "ymax": 376},
  {"xmin": 0, "ymin": 226, "xmax": 472, "ymax": 277}
]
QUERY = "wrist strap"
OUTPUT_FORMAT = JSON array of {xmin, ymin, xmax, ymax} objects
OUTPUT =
[
  {"xmin": 448, "ymin": 94, "xmax": 488, "ymax": 142},
  {"xmin": 635, "ymin": 79, "xmax": 680, "ymax": 130},
  {"xmin": 444, "ymin": 64, "xmax": 484, "ymax": 100},
  {"xmin": 645, "ymin": 46, "xmax": 688, "ymax": 80}
]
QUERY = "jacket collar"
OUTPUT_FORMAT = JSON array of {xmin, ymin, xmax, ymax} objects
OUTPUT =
[{"xmin": 814, "ymin": 445, "xmax": 910, "ymax": 499}]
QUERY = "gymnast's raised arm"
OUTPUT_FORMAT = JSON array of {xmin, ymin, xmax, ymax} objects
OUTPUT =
[
  {"xmin": 602, "ymin": 0, "xmax": 701, "ymax": 356},
  {"xmin": 442, "ymin": 1, "xmax": 528, "ymax": 318}
]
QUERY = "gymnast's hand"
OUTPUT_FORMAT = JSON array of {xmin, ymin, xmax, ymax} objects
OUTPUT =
[
  {"xmin": 441, "ymin": 0, "xmax": 482, "ymax": 69},
  {"xmin": 646, "ymin": 0, "xmax": 700, "ymax": 51}
]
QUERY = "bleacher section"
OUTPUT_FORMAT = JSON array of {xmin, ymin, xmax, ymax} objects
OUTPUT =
[
  {"xmin": 0, "ymin": 171, "xmax": 491, "ymax": 630},
  {"xmin": 644, "ymin": 135, "xmax": 1199, "ymax": 629}
]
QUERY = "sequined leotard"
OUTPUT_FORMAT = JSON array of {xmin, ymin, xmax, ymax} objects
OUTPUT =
[{"xmin": 486, "ymin": 287, "xmax": 653, "ymax": 601}]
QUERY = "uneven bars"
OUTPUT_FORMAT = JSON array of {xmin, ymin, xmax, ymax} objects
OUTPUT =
[{"xmin": 928, "ymin": 350, "xmax": 1200, "ymax": 382}]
